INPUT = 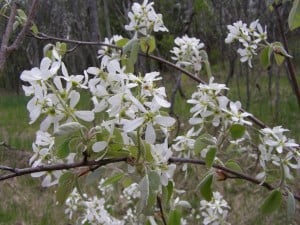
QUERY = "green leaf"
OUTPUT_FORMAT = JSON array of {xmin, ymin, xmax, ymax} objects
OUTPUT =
[
  {"xmin": 140, "ymin": 36, "xmax": 156, "ymax": 54},
  {"xmin": 260, "ymin": 46, "xmax": 272, "ymax": 69},
  {"xmin": 199, "ymin": 174, "xmax": 213, "ymax": 201},
  {"xmin": 125, "ymin": 39, "xmax": 139, "ymax": 73},
  {"xmin": 287, "ymin": 191, "xmax": 296, "ymax": 221},
  {"xmin": 194, "ymin": 133, "xmax": 215, "ymax": 155},
  {"xmin": 168, "ymin": 209, "xmax": 181, "ymax": 225},
  {"xmin": 271, "ymin": 42, "xmax": 292, "ymax": 66},
  {"xmin": 30, "ymin": 24, "xmax": 39, "ymax": 35},
  {"xmin": 56, "ymin": 138, "xmax": 71, "ymax": 159},
  {"xmin": 225, "ymin": 160, "xmax": 242, "ymax": 173},
  {"xmin": 260, "ymin": 189, "xmax": 282, "ymax": 214},
  {"xmin": 116, "ymin": 38, "xmax": 130, "ymax": 48},
  {"xmin": 288, "ymin": 0, "xmax": 300, "ymax": 30},
  {"xmin": 166, "ymin": 181, "xmax": 174, "ymax": 204},
  {"xmin": 56, "ymin": 42, "xmax": 67, "ymax": 56},
  {"xmin": 274, "ymin": 53, "xmax": 285, "ymax": 66},
  {"xmin": 137, "ymin": 174, "xmax": 149, "ymax": 214},
  {"xmin": 17, "ymin": 9, "xmax": 27, "ymax": 22},
  {"xmin": 230, "ymin": 124, "xmax": 246, "ymax": 139},
  {"xmin": 56, "ymin": 172, "xmax": 76, "ymax": 205},
  {"xmin": 145, "ymin": 171, "xmax": 160, "ymax": 215},
  {"xmin": 54, "ymin": 122, "xmax": 84, "ymax": 136},
  {"xmin": 85, "ymin": 167, "xmax": 102, "ymax": 184},
  {"xmin": 205, "ymin": 146, "xmax": 217, "ymax": 168},
  {"xmin": 102, "ymin": 173, "xmax": 124, "ymax": 187},
  {"xmin": 13, "ymin": 21, "xmax": 20, "ymax": 31}
]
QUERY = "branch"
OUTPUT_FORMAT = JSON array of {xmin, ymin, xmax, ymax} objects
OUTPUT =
[
  {"xmin": 273, "ymin": 3, "xmax": 300, "ymax": 107},
  {"xmin": 168, "ymin": 157, "xmax": 300, "ymax": 201},
  {"xmin": 7, "ymin": 0, "xmax": 40, "ymax": 52},
  {"xmin": 0, "ymin": 155, "xmax": 299, "ymax": 201},
  {"xmin": 0, "ymin": 0, "xmax": 40, "ymax": 71},
  {"xmin": 0, "ymin": 157, "xmax": 127, "ymax": 181}
]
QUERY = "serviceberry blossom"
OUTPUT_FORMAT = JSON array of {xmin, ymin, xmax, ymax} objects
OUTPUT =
[
  {"xmin": 200, "ymin": 192, "xmax": 230, "ymax": 225},
  {"xmin": 225, "ymin": 20, "xmax": 268, "ymax": 67},
  {"xmin": 125, "ymin": 0, "xmax": 168, "ymax": 36},
  {"xmin": 187, "ymin": 77, "xmax": 230, "ymax": 128},
  {"xmin": 171, "ymin": 35, "xmax": 205, "ymax": 75},
  {"xmin": 151, "ymin": 138, "xmax": 176, "ymax": 186},
  {"xmin": 257, "ymin": 126, "xmax": 300, "ymax": 179}
]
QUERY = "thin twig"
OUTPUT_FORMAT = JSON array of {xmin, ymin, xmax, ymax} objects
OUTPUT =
[{"xmin": 168, "ymin": 157, "xmax": 300, "ymax": 201}]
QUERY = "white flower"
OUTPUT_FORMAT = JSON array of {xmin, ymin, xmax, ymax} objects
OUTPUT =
[
  {"xmin": 224, "ymin": 101, "xmax": 252, "ymax": 126},
  {"xmin": 171, "ymin": 35, "xmax": 205, "ymax": 75},
  {"xmin": 200, "ymin": 192, "xmax": 230, "ymax": 225},
  {"xmin": 151, "ymin": 138, "xmax": 176, "ymax": 186},
  {"xmin": 125, "ymin": 0, "xmax": 168, "ymax": 36},
  {"xmin": 20, "ymin": 57, "xmax": 60, "ymax": 83}
]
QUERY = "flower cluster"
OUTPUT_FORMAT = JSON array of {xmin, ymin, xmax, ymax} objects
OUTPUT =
[
  {"xmin": 200, "ymin": 192, "xmax": 230, "ymax": 225},
  {"xmin": 257, "ymin": 126, "xmax": 299, "ymax": 180},
  {"xmin": 225, "ymin": 20, "xmax": 267, "ymax": 67},
  {"xmin": 125, "ymin": 0, "xmax": 168, "ymax": 37},
  {"xmin": 170, "ymin": 35, "xmax": 205, "ymax": 75},
  {"xmin": 65, "ymin": 188, "xmax": 124, "ymax": 225},
  {"xmin": 187, "ymin": 77, "xmax": 252, "ymax": 129}
]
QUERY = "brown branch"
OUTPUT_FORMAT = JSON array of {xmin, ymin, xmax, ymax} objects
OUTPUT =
[
  {"xmin": 0, "ymin": 2, "xmax": 17, "ymax": 70},
  {"xmin": 8, "ymin": 0, "xmax": 39, "ymax": 52},
  {"xmin": 168, "ymin": 157, "xmax": 300, "ymax": 201},
  {"xmin": 0, "ymin": 155, "xmax": 299, "ymax": 201},
  {"xmin": 0, "ymin": 0, "xmax": 40, "ymax": 71},
  {"xmin": 0, "ymin": 157, "xmax": 127, "ymax": 181},
  {"xmin": 273, "ymin": 3, "xmax": 300, "ymax": 107}
]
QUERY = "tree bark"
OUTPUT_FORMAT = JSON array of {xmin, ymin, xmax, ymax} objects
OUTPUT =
[{"xmin": 0, "ymin": 0, "xmax": 39, "ymax": 72}]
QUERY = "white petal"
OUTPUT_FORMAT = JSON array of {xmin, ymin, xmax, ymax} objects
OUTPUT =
[
  {"xmin": 154, "ymin": 95, "xmax": 170, "ymax": 108},
  {"xmin": 69, "ymin": 91, "xmax": 80, "ymax": 108},
  {"xmin": 75, "ymin": 111, "xmax": 95, "ymax": 122},
  {"xmin": 145, "ymin": 123, "xmax": 156, "ymax": 144},
  {"xmin": 123, "ymin": 117, "xmax": 144, "ymax": 132},
  {"xmin": 155, "ymin": 116, "xmax": 176, "ymax": 127},
  {"xmin": 92, "ymin": 141, "xmax": 107, "ymax": 152}
]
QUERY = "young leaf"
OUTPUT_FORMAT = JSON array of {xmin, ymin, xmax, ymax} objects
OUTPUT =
[
  {"xmin": 17, "ymin": 9, "xmax": 27, "ymax": 22},
  {"xmin": 30, "ymin": 24, "xmax": 39, "ymax": 35},
  {"xmin": 137, "ymin": 174, "xmax": 150, "ymax": 214},
  {"xmin": 260, "ymin": 189, "xmax": 282, "ymax": 214},
  {"xmin": 145, "ymin": 171, "xmax": 160, "ymax": 215},
  {"xmin": 166, "ymin": 181, "xmax": 174, "ymax": 204},
  {"xmin": 274, "ymin": 53, "xmax": 285, "ymax": 66},
  {"xmin": 287, "ymin": 191, "xmax": 296, "ymax": 221},
  {"xmin": 54, "ymin": 122, "xmax": 84, "ymax": 136},
  {"xmin": 168, "ymin": 209, "xmax": 181, "ymax": 225},
  {"xmin": 102, "ymin": 173, "xmax": 124, "ymax": 187},
  {"xmin": 140, "ymin": 36, "xmax": 156, "ymax": 54},
  {"xmin": 205, "ymin": 146, "xmax": 217, "ymax": 168},
  {"xmin": 225, "ymin": 160, "xmax": 242, "ymax": 173},
  {"xmin": 56, "ymin": 138, "xmax": 71, "ymax": 159},
  {"xmin": 199, "ymin": 174, "xmax": 213, "ymax": 201},
  {"xmin": 116, "ymin": 38, "xmax": 129, "ymax": 48},
  {"xmin": 230, "ymin": 124, "xmax": 246, "ymax": 139},
  {"xmin": 125, "ymin": 39, "xmax": 139, "ymax": 73},
  {"xmin": 260, "ymin": 46, "xmax": 272, "ymax": 69},
  {"xmin": 56, "ymin": 172, "xmax": 76, "ymax": 205},
  {"xmin": 288, "ymin": 0, "xmax": 300, "ymax": 30}
]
